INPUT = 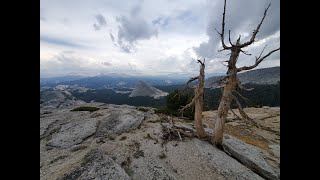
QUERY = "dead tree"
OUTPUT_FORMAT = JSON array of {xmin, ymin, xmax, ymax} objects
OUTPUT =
[
  {"xmin": 180, "ymin": 59, "xmax": 207, "ymax": 139},
  {"xmin": 212, "ymin": 0, "xmax": 280, "ymax": 147}
]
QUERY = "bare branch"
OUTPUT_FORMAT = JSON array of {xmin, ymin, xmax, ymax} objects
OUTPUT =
[
  {"xmin": 238, "ymin": 82, "xmax": 254, "ymax": 91},
  {"xmin": 215, "ymin": 28, "xmax": 221, "ymax": 35},
  {"xmin": 217, "ymin": 76, "xmax": 228, "ymax": 86},
  {"xmin": 173, "ymin": 76, "xmax": 198, "ymax": 99},
  {"xmin": 197, "ymin": 59, "xmax": 205, "ymax": 66},
  {"xmin": 186, "ymin": 76, "xmax": 199, "ymax": 86},
  {"xmin": 240, "ymin": 3, "xmax": 271, "ymax": 48},
  {"xmin": 236, "ymin": 35, "xmax": 241, "ymax": 45},
  {"xmin": 256, "ymin": 44, "xmax": 267, "ymax": 60},
  {"xmin": 237, "ymin": 47, "xmax": 280, "ymax": 72},
  {"xmin": 172, "ymin": 92, "xmax": 180, "ymax": 100},
  {"xmin": 173, "ymin": 86, "xmax": 192, "ymax": 99},
  {"xmin": 232, "ymin": 95, "xmax": 261, "ymax": 128},
  {"xmin": 218, "ymin": 48, "xmax": 228, "ymax": 52},
  {"xmin": 228, "ymin": 30, "xmax": 234, "ymax": 46},
  {"xmin": 217, "ymin": 0, "xmax": 232, "ymax": 50},
  {"xmin": 232, "ymin": 95, "xmax": 252, "ymax": 120},
  {"xmin": 240, "ymin": 50, "xmax": 252, "ymax": 56},
  {"xmin": 230, "ymin": 108, "xmax": 241, "ymax": 120},
  {"xmin": 233, "ymin": 90, "xmax": 250, "ymax": 103},
  {"xmin": 179, "ymin": 92, "xmax": 200, "ymax": 112}
]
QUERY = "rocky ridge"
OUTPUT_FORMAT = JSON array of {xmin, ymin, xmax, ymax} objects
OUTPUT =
[{"xmin": 40, "ymin": 103, "xmax": 280, "ymax": 180}]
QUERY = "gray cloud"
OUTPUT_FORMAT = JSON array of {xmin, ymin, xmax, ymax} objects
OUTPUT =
[
  {"xmin": 152, "ymin": 16, "xmax": 170, "ymax": 28},
  {"xmin": 115, "ymin": 3, "xmax": 158, "ymax": 53},
  {"xmin": 93, "ymin": 14, "xmax": 107, "ymax": 31},
  {"xmin": 194, "ymin": 0, "xmax": 279, "ymax": 61},
  {"xmin": 116, "ymin": 16, "xmax": 158, "ymax": 53},
  {"xmin": 102, "ymin": 61, "xmax": 112, "ymax": 66},
  {"xmin": 152, "ymin": 9, "xmax": 201, "ymax": 32},
  {"xmin": 152, "ymin": 17, "xmax": 162, "ymax": 25},
  {"xmin": 116, "ymin": 16, "xmax": 158, "ymax": 43}
]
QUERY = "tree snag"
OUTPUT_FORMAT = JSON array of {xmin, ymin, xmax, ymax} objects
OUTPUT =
[
  {"xmin": 180, "ymin": 59, "xmax": 207, "ymax": 139},
  {"xmin": 212, "ymin": 0, "xmax": 280, "ymax": 147}
]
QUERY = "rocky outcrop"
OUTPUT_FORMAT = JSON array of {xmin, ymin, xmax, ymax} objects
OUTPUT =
[
  {"xmin": 40, "ymin": 90, "xmax": 85, "ymax": 109},
  {"xmin": 41, "ymin": 104, "xmax": 145, "ymax": 148},
  {"xmin": 47, "ymin": 118, "xmax": 98, "ymax": 148},
  {"xmin": 223, "ymin": 134, "xmax": 279, "ymax": 180},
  {"xmin": 95, "ymin": 108, "xmax": 145, "ymax": 137},
  {"xmin": 41, "ymin": 103, "xmax": 279, "ymax": 180},
  {"xmin": 59, "ymin": 149, "xmax": 130, "ymax": 180},
  {"xmin": 194, "ymin": 138, "xmax": 264, "ymax": 180},
  {"xmin": 203, "ymin": 128, "xmax": 279, "ymax": 180}
]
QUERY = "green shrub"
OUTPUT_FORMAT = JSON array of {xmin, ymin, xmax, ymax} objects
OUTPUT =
[
  {"xmin": 137, "ymin": 107, "xmax": 149, "ymax": 112},
  {"xmin": 155, "ymin": 89, "xmax": 194, "ymax": 120},
  {"xmin": 70, "ymin": 106, "xmax": 100, "ymax": 112}
]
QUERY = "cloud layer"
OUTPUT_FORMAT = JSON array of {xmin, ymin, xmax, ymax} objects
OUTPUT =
[{"xmin": 40, "ymin": 0, "xmax": 279, "ymax": 78}]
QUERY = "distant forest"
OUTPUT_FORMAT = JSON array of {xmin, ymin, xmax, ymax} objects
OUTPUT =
[
  {"xmin": 203, "ymin": 82, "xmax": 280, "ymax": 110},
  {"xmin": 72, "ymin": 82, "xmax": 279, "ymax": 110}
]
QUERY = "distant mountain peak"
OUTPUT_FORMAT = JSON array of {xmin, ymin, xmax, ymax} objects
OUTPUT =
[{"xmin": 129, "ymin": 80, "xmax": 168, "ymax": 99}]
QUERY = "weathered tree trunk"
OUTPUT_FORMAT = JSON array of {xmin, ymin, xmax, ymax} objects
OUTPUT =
[
  {"xmin": 194, "ymin": 63, "xmax": 206, "ymax": 138},
  {"xmin": 194, "ymin": 94, "xmax": 206, "ymax": 138},
  {"xmin": 180, "ymin": 59, "xmax": 206, "ymax": 139},
  {"xmin": 212, "ymin": 49, "xmax": 239, "ymax": 147}
]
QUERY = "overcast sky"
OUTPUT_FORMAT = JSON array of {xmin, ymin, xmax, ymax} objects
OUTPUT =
[{"xmin": 40, "ymin": 0, "xmax": 280, "ymax": 78}]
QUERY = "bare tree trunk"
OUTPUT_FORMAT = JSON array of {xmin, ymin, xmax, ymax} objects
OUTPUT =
[
  {"xmin": 212, "ymin": 50, "xmax": 239, "ymax": 147},
  {"xmin": 194, "ymin": 93, "xmax": 206, "ymax": 138},
  {"xmin": 180, "ymin": 59, "xmax": 206, "ymax": 139},
  {"xmin": 195, "ymin": 65, "xmax": 206, "ymax": 138}
]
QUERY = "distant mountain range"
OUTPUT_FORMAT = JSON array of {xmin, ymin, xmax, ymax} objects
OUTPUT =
[
  {"xmin": 40, "ymin": 75, "xmax": 86, "ymax": 85},
  {"xmin": 206, "ymin": 66, "xmax": 280, "ymax": 88},
  {"xmin": 129, "ymin": 80, "xmax": 168, "ymax": 99},
  {"xmin": 40, "ymin": 74, "xmax": 187, "ymax": 89},
  {"xmin": 40, "ymin": 66, "xmax": 280, "ymax": 91}
]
